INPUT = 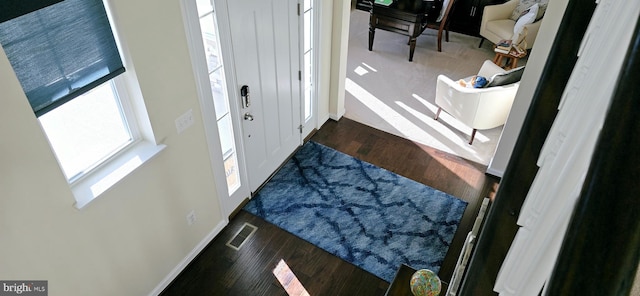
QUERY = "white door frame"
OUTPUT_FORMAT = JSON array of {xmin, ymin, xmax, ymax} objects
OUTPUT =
[
  {"xmin": 179, "ymin": 0, "xmax": 251, "ymax": 218},
  {"xmin": 211, "ymin": 0, "xmax": 252, "ymax": 211},
  {"xmin": 179, "ymin": 0, "xmax": 319, "ymax": 218},
  {"xmin": 299, "ymin": 0, "xmax": 321, "ymax": 140}
]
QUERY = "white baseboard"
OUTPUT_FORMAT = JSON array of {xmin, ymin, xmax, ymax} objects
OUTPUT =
[
  {"xmin": 318, "ymin": 114, "xmax": 331, "ymax": 127},
  {"xmin": 329, "ymin": 110, "xmax": 344, "ymax": 121},
  {"xmin": 149, "ymin": 220, "xmax": 228, "ymax": 296},
  {"xmin": 485, "ymin": 167, "xmax": 504, "ymax": 178}
]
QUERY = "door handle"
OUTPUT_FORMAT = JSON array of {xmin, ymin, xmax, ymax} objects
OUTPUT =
[
  {"xmin": 240, "ymin": 85, "xmax": 250, "ymax": 108},
  {"xmin": 244, "ymin": 113, "xmax": 254, "ymax": 121}
]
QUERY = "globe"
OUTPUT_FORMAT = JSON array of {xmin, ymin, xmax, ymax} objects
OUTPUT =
[{"xmin": 409, "ymin": 269, "xmax": 441, "ymax": 296}]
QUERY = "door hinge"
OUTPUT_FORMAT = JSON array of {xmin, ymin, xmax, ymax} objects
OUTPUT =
[
  {"xmin": 298, "ymin": 70, "xmax": 302, "ymax": 81},
  {"xmin": 298, "ymin": 125, "xmax": 303, "ymax": 133},
  {"xmin": 297, "ymin": 3, "xmax": 301, "ymax": 16}
]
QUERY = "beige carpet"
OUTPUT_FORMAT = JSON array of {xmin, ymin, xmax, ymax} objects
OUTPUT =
[{"xmin": 345, "ymin": 9, "xmax": 522, "ymax": 165}]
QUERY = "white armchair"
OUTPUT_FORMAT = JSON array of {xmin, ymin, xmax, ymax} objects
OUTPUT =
[
  {"xmin": 434, "ymin": 60, "xmax": 520, "ymax": 144},
  {"xmin": 479, "ymin": 0, "xmax": 542, "ymax": 49}
]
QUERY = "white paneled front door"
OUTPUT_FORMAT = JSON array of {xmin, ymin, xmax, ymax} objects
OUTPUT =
[{"xmin": 226, "ymin": 0, "xmax": 303, "ymax": 193}]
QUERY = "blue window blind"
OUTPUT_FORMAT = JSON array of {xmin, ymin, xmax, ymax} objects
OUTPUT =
[
  {"xmin": 0, "ymin": 0, "xmax": 125, "ymax": 117},
  {"xmin": 0, "ymin": 1, "xmax": 64, "ymax": 23}
]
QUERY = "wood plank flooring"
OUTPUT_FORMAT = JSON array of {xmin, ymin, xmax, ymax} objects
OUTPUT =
[{"xmin": 161, "ymin": 117, "xmax": 500, "ymax": 295}]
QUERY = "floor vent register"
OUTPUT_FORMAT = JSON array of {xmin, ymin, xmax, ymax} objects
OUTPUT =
[{"xmin": 226, "ymin": 223, "xmax": 258, "ymax": 251}]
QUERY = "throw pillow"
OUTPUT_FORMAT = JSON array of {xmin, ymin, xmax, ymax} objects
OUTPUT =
[
  {"xmin": 486, "ymin": 66, "xmax": 525, "ymax": 87},
  {"xmin": 512, "ymin": 3, "xmax": 538, "ymax": 42},
  {"xmin": 457, "ymin": 75, "xmax": 489, "ymax": 88},
  {"xmin": 510, "ymin": 0, "xmax": 549, "ymax": 22}
]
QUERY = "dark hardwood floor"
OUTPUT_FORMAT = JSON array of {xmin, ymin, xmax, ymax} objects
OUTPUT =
[{"xmin": 161, "ymin": 117, "xmax": 500, "ymax": 295}]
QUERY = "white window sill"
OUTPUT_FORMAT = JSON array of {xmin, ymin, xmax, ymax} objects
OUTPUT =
[{"xmin": 71, "ymin": 141, "xmax": 166, "ymax": 209}]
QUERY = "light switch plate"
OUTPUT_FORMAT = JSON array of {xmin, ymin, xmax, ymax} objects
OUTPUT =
[
  {"xmin": 187, "ymin": 210, "xmax": 196, "ymax": 226},
  {"xmin": 175, "ymin": 109, "xmax": 194, "ymax": 134}
]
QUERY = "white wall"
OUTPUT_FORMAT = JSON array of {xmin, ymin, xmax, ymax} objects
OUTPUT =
[
  {"xmin": 0, "ymin": 0, "xmax": 226, "ymax": 295},
  {"xmin": 327, "ymin": 0, "xmax": 350, "ymax": 121},
  {"xmin": 317, "ymin": 0, "xmax": 350, "ymax": 125},
  {"xmin": 317, "ymin": 1, "xmax": 334, "ymax": 125},
  {"xmin": 486, "ymin": 0, "xmax": 570, "ymax": 177}
]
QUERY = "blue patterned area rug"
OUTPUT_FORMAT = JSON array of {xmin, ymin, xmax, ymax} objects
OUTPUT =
[{"xmin": 244, "ymin": 141, "xmax": 467, "ymax": 282}]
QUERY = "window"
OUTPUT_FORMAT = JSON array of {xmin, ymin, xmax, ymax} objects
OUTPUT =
[
  {"xmin": 0, "ymin": 0, "xmax": 163, "ymax": 208},
  {"xmin": 38, "ymin": 79, "xmax": 136, "ymax": 182},
  {"xmin": 303, "ymin": 0, "xmax": 314, "ymax": 122},
  {"xmin": 196, "ymin": 0, "xmax": 241, "ymax": 195}
]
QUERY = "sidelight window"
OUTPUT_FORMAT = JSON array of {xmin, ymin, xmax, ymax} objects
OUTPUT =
[{"xmin": 196, "ymin": 0, "xmax": 241, "ymax": 194}]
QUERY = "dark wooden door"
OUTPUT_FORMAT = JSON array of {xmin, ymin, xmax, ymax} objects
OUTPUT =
[
  {"xmin": 448, "ymin": 0, "xmax": 505, "ymax": 36},
  {"xmin": 355, "ymin": 0, "xmax": 373, "ymax": 11}
]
